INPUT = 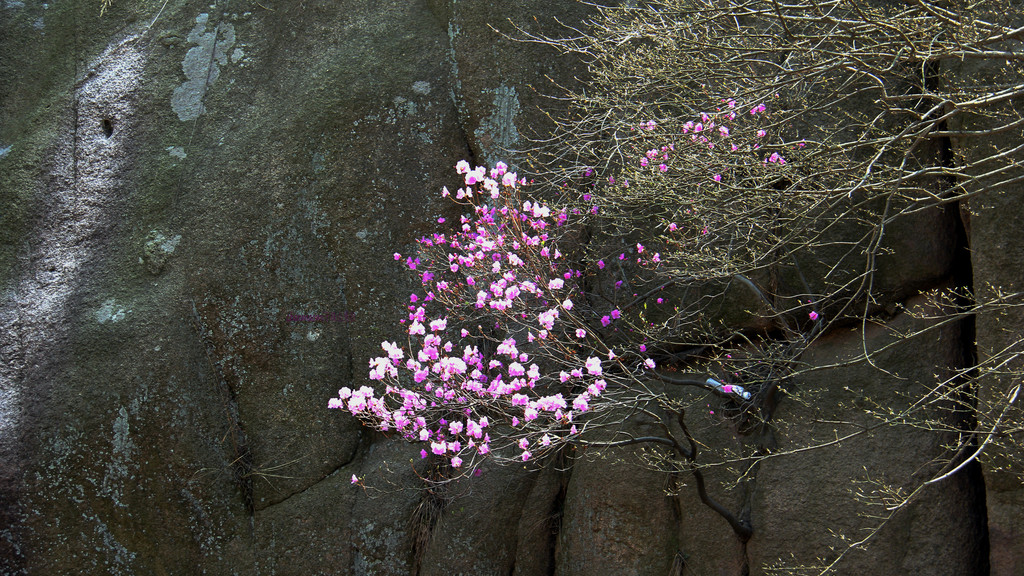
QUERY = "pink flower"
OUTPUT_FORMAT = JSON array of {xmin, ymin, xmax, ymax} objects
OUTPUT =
[
  {"xmin": 809, "ymin": 311, "xmax": 820, "ymax": 321},
  {"xmin": 535, "ymin": 394, "xmax": 567, "ymax": 412},
  {"xmin": 713, "ymin": 174, "xmax": 722, "ymax": 182},
  {"xmin": 351, "ymin": 474, "xmax": 359, "ymax": 484},
  {"xmin": 451, "ymin": 456, "xmax": 463, "ymax": 468},
  {"xmin": 668, "ymin": 222, "xmax": 677, "ymax": 231},
  {"xmin": 597, "ymin": 260, "xmax": 605, "ymax": 269},
  {"xmin": 601, "ymin": 316, "xmax": 611, "ymax": 327},
  {"xmin": 576, "ymin": 328, "xmax": 586, "ymax": 338},
  {"xmin": 521, "ymin": 450, "xmax": 532, "ymax": 462},
  {"xmin": 644, "ymin": 358, "xmax": 656, "ymax": 369},
  {"xmin": 538, "ymin": 309, "xmax": 559, "ymax": 330},
  {"xmin": 527, "ymin": 364, "xmax": 540, "ymax": 380},
  {"xmin": 573, "ymin": 395, "xmax": 590, "ymax": 412},
  {"xmin": 659, "ymin": 164, "xmax": 668, "ymax": 172}
]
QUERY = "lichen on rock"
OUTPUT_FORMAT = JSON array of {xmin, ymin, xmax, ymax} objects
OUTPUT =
[
  {"xmin": 142, "ymin": 230, "xmax": 181, "ymax": 275},
  {"xmin": 171, "ymin": 13, "xmax": 236, "ymax": 122}
]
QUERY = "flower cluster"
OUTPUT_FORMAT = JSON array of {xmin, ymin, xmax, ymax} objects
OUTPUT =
[
  {"xmin": 569, "ymin": 99, "xmax": 808, "ymax": 284},
  {"xmin": 627, "ymin": 100, "xmax": 787, "ymax": 183},
  {"xmin": 330, "ymin": 161, "xmax": 656, "ymax": 469},
  {"xmin": 333, "ymin": 101, "xmax": 803, "ymax": 477}
]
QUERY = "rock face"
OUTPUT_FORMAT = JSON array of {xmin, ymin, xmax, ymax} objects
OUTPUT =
[
  {"xmin": 961, "ymin": 93, "xmax": 1024, "ymax": 576},
  {"xmin": 746, "ymin": 296, "xmax": 986, "ymax": 574},
  {"xmin": 0, "ymin": 1, "xmax": 1018, "ymax": 575}
]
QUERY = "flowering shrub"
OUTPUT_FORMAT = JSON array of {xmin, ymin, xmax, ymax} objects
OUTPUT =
[
  {"xmin": 330, "ymin": 160, "xmax": 664, "ymax": 470},
  {"xmin": 330, "ymin": 108, "xmax": 804, "ymax": 541},
  {"xmin": 330, "ymin": 102, "xmax": 792, "ymax": 479}
]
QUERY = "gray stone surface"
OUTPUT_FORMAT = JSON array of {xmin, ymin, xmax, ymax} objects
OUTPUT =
[
  {"xmin": 557, "ymin": 444, "xmax": 678, "ymax": 576},
  {"xmin": 0, "ymin": 1, "xmax": 1018, "ymax": 575},
  {"xmin": 746, "ymin": 295, "xmax": 986, "ymax": 574},
  {"xmin": 957, "ymin": 54, "xmax": 1024, "ymax": 575}
]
